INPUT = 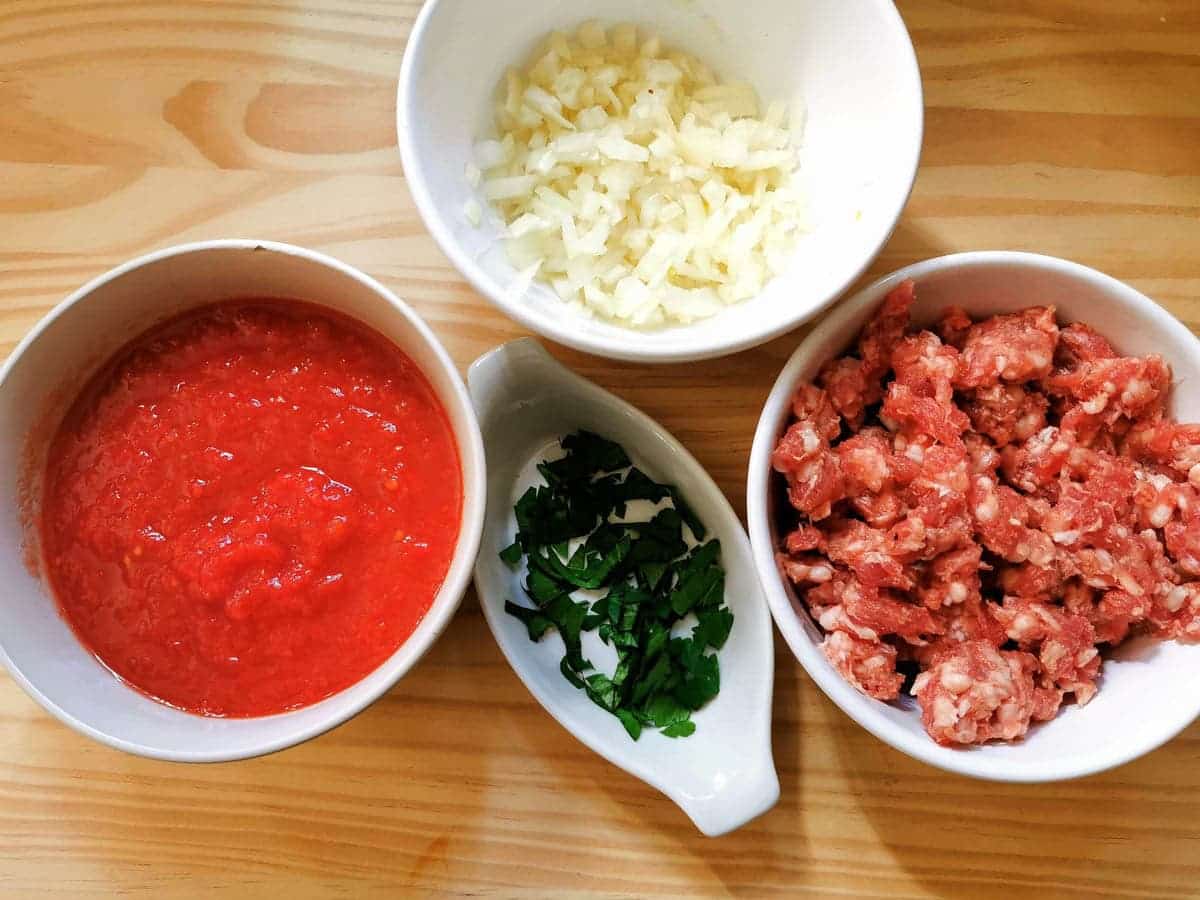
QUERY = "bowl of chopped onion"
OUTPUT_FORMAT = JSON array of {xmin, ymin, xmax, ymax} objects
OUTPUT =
[{"xmin": 398, "ymin": 0, "xmax": 922, "ymax": 363}]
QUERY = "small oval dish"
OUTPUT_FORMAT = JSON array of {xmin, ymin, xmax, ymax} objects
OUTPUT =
[
  {"xmin": 747, "ymin": 251, "xmax": 1200, "ymax": 782},
  {"xmin": 469, "ymin": 338, "xmax": 778, "ymax": 835}
]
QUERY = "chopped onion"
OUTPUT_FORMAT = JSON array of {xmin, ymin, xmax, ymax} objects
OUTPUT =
[
  {"xmin": 468, "ymin": 21, "xmax": 806, "ymax": 328},
  {"xmin": 483, "ymin": 175, "xmax": 538, "ymax": 201},
  {"xmin": 463, "ymin": 198, "xmax": 482, "ymax": 227}
]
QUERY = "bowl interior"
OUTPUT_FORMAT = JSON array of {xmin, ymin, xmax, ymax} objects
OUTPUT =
[
  {"xmin": 750, "ymin": 253, "xmax": 1200, "ymax": 780},
  {"xmin": 400, "ymin": 0, "xmax": 921, "ymax": 360},
  {"xmin": 0, "ymin": 243, "xmax": 484, "ymax": 761}
]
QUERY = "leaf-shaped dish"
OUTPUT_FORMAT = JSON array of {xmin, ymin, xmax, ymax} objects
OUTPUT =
[{"xmin": 468, "ymin": 338, "xmax": 778, "ymax": 836}]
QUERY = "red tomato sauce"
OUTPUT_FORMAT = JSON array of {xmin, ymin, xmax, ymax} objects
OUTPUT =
[{"xmin": 40, "ymin": 300, "xmax": 462, "ymax": 717}]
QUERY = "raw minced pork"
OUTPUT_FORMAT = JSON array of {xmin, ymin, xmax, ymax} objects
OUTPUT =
[{"xmin": 772, "ymin": 281, "xmax": 1200, "ymax": 746}]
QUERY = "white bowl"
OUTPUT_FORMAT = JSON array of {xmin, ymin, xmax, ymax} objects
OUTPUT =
[
  {"xmin": 747, "ymin": 251, "xmax": 1200, "ymax": 782},
  {"xmin": 398, "ymin": 0, "xmax": 922, "ymax": 363},
  {"xmin": 0, "ymin": 240, "xmax": 486, "ymax": 762},
  {"xmin": 468, "ymin": 339, "xmax": 777, "ymax": 836}
]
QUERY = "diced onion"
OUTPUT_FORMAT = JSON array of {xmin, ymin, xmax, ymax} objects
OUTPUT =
[
  {"xmin": 483, "ymin": 175, "xmax": 538, "ymax": 201},
  {"xmin": 468, "ymin": 21, "xmax": 806, "ymax": 328}
]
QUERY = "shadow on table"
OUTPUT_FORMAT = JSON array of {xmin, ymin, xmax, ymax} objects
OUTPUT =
[
  {"xmin": 830, "ymin": 707, "xmax": 1200, "ymax": 899},
  {"xmin": 32, "ymin": 603, "xmax": 503, "ymax": 891}
]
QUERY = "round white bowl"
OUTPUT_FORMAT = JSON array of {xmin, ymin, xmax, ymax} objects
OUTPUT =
[
  {"xmin": 747, "ymin": 251, "xmax": 1200, "ymax": 782},
  {"xmin": 398, "ymin": 0, "xmax": 922, "ymax": 363},
  {"xmin": 0, "ymin": 240, "xmax": 486, "ymax": 762}
]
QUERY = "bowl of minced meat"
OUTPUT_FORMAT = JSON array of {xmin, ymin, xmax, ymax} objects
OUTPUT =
[{"xmin": 748, "ymin": 251, "xmax": 1200, "ymax": 782}]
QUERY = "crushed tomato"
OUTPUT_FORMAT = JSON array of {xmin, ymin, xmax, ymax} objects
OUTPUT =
[{"xmin": 40, "ymin": 300, "xmax": 462, "ymax": 717}]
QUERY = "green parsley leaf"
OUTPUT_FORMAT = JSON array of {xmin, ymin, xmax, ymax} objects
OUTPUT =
[
  {"xmin": 504, "ymin": 600, "xmax": 554, "ymax": 641},
  {"xmin": 625, "ymin": 509, "xmax": 688, "ymax": 565},
  {"xmin": 542, "ymin": 594, "xmax": 590, "ymax": 671},
  {"xmin": 585, "ymin": 672, "xmax": 621, "ymax": 711},
  {"xmin": 673, "ymin": 648, "xmax": 720, "ymax": 710},
  {"xmin": 661, "ymin": 720, "xmax": 697, "ymax": 738},
  {"xmin": 616, "ymin": 709, "xmax": 643, "ymax": 740},
  {"xmin": 667, "ymin": 542, "xmax": 724, "ymax": 616},
  {"xmin": 636, "ymin": 561, "xmax": 669, "ymax": 592},
  {"xmin": 643, "ymin": 621, "xmax": 669, "ymax": 660},
  {"xmin": 643, "ymin": 693, "xmax": 691, "ymax": 728},
  {"xmin": 608, "ymin": 467, "xmax": 671, "ymax": 518},
  {"xmin": 562, "ymin": 430, "xmax": 630, "ymax": 472},
  {"xmin": 533, "ymin": 534, "xmax": 631, "ymax": 589},
  {"xmin": 693, "ymin": 608, "xmax": 735, "ymax": 650},
  {"xmin": 560, "ymin": 656, "xmax": 585, "ymax": 689},
  {"xmin": 502, "ymin": 430, "xmax": 734, "ymax": 740},
  {"xmin": 524, "ymin": 566, "xmax": 566, "ymax": 606},
  {"xmin": 668, "ymin": 487, "xmax": 706, "ymax": 541},
  {"xmin": 631, "ymin": 653, "xmax": 673, "ymax": 707}
]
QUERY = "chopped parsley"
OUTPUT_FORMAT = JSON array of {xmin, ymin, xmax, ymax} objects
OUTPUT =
[{"xmin": 501, "ymin": 431, "xmax": 733, "ymax": 740}]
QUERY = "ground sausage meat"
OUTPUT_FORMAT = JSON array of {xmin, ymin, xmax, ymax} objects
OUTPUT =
[{"xmin": 773, "ymin": 282, "xmax": 1200, "ymax": 746}]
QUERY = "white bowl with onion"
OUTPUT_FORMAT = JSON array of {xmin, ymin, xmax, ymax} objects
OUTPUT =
[{"xmin": 398, "ymin": 0, "xmax": 923, "ymax": 363}]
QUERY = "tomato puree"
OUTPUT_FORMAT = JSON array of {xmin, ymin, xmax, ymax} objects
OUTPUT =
[{"xmin": 40, "ymin": 300, "xmax": 462, "ymax": 717}]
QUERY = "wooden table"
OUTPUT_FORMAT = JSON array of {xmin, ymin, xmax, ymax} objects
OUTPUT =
[{"xmin": 2, "ymin": 1, "xmax": 1198, "ymax": 896}]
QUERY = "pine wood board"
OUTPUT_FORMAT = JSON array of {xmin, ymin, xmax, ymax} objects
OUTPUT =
[{"xmin": 1, "ymin": 1, "xmax": 1198, "ymax": 896}]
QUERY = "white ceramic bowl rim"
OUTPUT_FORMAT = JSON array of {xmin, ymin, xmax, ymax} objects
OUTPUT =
[
  {"xmin": 397, "ymin": 0, "xmax": 924, "ymax": 363},
  {"xmin": 0, "ymin": 239, "xmax": 487, "ymax": 762},
  {"xmin": 747, "ymin": 250, "xmax": 1200, "ymax": 782}
]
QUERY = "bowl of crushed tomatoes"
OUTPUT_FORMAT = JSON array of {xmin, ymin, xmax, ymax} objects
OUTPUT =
[
  {"xmin": 0, "ymin": 240, "xmax": 485, "ymax": 761},
  {"xmin": 747, "ymin": 251, "xmax": 1200, "ymax": 782}
]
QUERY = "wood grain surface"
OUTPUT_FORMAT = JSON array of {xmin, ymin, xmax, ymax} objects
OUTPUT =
[{"xmin": 2, "ymin": 1, "xmax": 1199, "ymax": 897}]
